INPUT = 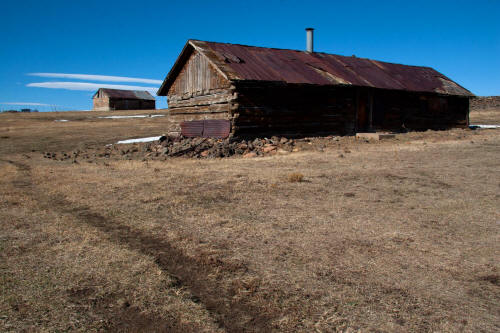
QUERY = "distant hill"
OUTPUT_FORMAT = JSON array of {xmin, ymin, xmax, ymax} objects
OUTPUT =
[{"xmin": 471, "ymin": 96, "xmax": 500, "ymax": 110}]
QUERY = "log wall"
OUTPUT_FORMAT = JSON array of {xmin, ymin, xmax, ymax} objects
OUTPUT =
[
  {"xmin": 231, "ymin": 82, "xmax": 357, "ymax": 137},
  {"xmin": 369, "ymin": 89, "xmax": 469, "ymax": 131}
]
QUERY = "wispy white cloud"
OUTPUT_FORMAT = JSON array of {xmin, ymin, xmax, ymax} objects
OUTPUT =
[
  {"xmin": 28, "ymin": 73, "xmax": 163, "ymax": 85},
  {"xmin": 0, "ymin": 102, "xmax": 55, "ymax": 106},
  {"xmin": 27, "ymin": 82, "xmax": 158, "ymax": 95}
]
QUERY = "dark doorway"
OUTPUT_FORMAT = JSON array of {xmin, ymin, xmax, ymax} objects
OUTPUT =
[
  {"xmin": 372, "ymin": 94, "xmax": 385, "ymax": 129},
  {"xmin": 356, "ymin": 89, "xmax": 372, "ymax": 132}
]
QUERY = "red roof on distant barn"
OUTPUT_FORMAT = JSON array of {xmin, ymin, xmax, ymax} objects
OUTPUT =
[
  {"xmin": 93, "ymin": 88, "xmax": 155, "ymax": 100},
  {"xmin": 158, "ymin": 40, "xmax": 473, "ymax": 97}
]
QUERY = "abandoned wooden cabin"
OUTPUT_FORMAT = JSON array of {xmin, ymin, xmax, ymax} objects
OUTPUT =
[
  {"xmin": 92, "ymin": 88, "xmax": 156, "ymax": 111},
  {"xmin": 157, "ymin": 38, "xmax": 473, "ymax": 137}
]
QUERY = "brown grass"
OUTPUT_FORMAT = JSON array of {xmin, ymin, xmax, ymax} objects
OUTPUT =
[
  {"xmin": 0, "ymin": 109, "xmax": 170, "ymax": 155},
  {"xmin": 470, "ymin": 106, "xmax": 500, "ymax": 125},
  {"xmin": 1, "ymin": 109, "xmax": 499, "ymax": 332},
  {"xmin": 287, "ymin": 172, "xmax": 304, "ymax": 183}
]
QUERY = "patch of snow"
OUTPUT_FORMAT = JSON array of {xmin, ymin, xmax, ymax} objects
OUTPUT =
[
  {"xmin": 116, "ymin": 136, "xmax": 161, "ymax": 144},
  {"xmin": 55, "ymin": 119, "xmax": 69, "ymax": 122},
  {"xmin": 99, "ymin": 115, "xmax": 145, "ymax": 119},
  {"xmin": 469, "ymin": 124, "xmax": 500, "ymax": 129},
  {"xmin": 98, "ymin": 114, "xmax": 164, "ymax": 119}
]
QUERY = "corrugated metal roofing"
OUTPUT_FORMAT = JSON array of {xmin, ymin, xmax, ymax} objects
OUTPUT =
[
  {"xmin": 181, "ymin": 120, "xmax": 204, "ymax": 137},
  {"xmin": 94, "ymin": 88, "xmax": 155, "ymax": 100},
  {"xmin": 158, "ymin": 40, "xmax": 473, "ymax": 97},
  {"xmin": 181, "ymin": 120, "xmax": 231, "ymax": 138},
  {"xmin": 203, "ymin": 119, "xmax": 231, "ymax": 138}
]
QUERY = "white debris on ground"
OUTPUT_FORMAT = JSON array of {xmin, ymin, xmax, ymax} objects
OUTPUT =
[
  {"xmin": 469, "ymin": 124, "xmax": 500, "ymax": 129},
  {"xmin": 55, "ymin": 119, "xmax": 69, "ymax": 122},
  {"xmin": 116, "ymin": 136, "xmax": 162, "ymax": 144},
  {"xmin": 98, "ymin": 115, "xmax": 165, "ymax": 119}
]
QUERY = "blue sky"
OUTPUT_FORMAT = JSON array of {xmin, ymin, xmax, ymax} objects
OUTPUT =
[{"xmin": 1, "ymin": 0, "xmax": 499, "ymax": 111}]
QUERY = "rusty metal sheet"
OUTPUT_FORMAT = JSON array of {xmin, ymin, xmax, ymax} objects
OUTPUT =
[
  {"xmin": 181, "ymin": 120, "xmax": 204, "ymax": 137},
  {"xmin": 202, "ymin": 119, "xmax": 231, "ymax": 138},
  {"xmin": 180, "ymin": 120, "xmax": 231, "ymax": 138},
  {"xmin": 133, "ymin": 90, "xmax": 156, "ymax": 100},
  {"xmin": 192, "ymin": 41, "xmax": 473, "ymax": 97},
  {"xmin": 95, "ymin": 88, "xmax": 155, "ymax": 100}
]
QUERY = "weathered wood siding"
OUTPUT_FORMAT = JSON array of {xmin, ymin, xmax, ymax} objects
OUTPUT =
[
  {"xmin": 231, "ymin": 83, "xmax": 357, "ymax": 137},
  {"xmin": 369, "ymin": 89, "xmax": 469, "ymax": 131},
  {"xmin": 167, "ymin": 51, "xmax": 235, "ymax": 111},
  {"xmin": 229, "ymin": 84, "xmax": 468, "ymax": 136}
]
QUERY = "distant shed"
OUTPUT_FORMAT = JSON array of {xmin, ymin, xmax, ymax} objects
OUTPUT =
[
  {"xmin": 93, "ymin": 88, "xmax": 155, "ymax": 111},
  {"xmin": 158, "ymin": 39, "xmax": 473, "ymax": 137}
]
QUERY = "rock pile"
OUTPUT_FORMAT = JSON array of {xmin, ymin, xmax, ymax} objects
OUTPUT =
[
  {"xmin": 146, "ymin": 135, "xmax": 297, "ymax": 158},
  {"xmin": 41, "ymin": 134, "xmax": 345, "ymax": 163}
]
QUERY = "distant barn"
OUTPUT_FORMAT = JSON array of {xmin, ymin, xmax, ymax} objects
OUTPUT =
[
  {"xmin": 158, "ymin": 36, "xmax": 473, "ymax": 137},
  {"xmin": 93, "ymin": 88, "xmax": 155, "ymax": 111}
]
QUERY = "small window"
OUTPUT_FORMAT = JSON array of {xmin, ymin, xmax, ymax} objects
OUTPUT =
[{"xmin": 222, "ymin": 52, "xmax": 244, "ymax": 64}]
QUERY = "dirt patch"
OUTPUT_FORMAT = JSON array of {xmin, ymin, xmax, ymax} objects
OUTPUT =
[{"xmin": 478, "ymin": 274, "xmax": 500, "ymax": 286}]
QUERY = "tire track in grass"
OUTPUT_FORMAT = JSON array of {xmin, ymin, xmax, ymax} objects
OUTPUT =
[
  {"xmin": 3, "ymin": 159, "xmax": 276, "ymax": 332},
  {"xmin": 1, "ymin": 159, "xmax": 192, "ymax": 332}
]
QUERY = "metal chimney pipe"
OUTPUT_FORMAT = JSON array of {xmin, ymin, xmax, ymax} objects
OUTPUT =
[{"xmin": 306, "ymin": 28, "xmax": 314, "ymax": 52}]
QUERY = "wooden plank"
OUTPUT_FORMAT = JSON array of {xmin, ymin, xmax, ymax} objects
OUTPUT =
[
  {"xmin": 169, "ymin": 50, "xmax": 232, "ymax": 97},
  {"xmin": 168, "ymin": 104, "xmax": 230, "ymax": 114},
  {"xmin": 168, "ymin": 92, "xmax": 236, "ymax": 108}
]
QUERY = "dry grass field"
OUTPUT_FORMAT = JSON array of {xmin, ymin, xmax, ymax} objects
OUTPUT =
[{"xmin": 1, "ymin": 107, "xmax": 499, "ymax": 332}]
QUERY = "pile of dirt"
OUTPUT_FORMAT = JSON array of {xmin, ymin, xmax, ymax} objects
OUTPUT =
[
  {"xmin": 470, "ymin": 96, "xmax": 500, "ymax": 110},
  {"xmin": 41, "ymin": 134, "xmax": 343, "ymax": 162}
]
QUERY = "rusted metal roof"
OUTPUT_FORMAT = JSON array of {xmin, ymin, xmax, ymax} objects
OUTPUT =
[
  {"xmin": 158, "ymin": 40, "xmax": 473, "ymax": 97},
  {"xmin": 94, "ymin": 88, "xmax": 155, "ymax": 100},
  {"xmin": 181, "ymin": 120, "xmax": 231, "ymax": 138}
]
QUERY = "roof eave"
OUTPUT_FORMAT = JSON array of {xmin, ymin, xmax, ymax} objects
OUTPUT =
[
  {"xmin": 92, "ymin": 88, "xmax": 102, "ymax": 99},
  {"xmin": 157, "ymin": 40, "xmax": 240, "ymax": 96},
  {"xmin": 434, "ymin": 74, "xmax": 475, "ymax": 97}
]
